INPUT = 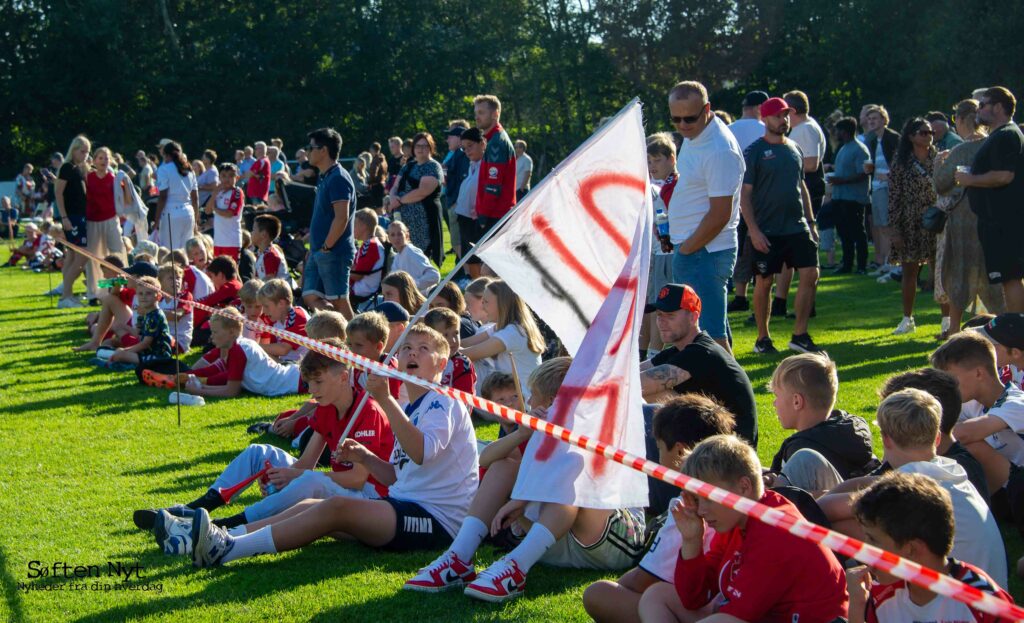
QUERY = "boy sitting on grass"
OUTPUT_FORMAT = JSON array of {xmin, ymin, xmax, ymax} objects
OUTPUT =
[
  {"xmin": 107, "ymin": 275, "xmax": 174, "ymax": 367},
  {"xmin": 187, "ymin": 324, "xmax": 479, "ymax": 566},
  {"xmin": 136, "ymin": 338, "xmax": 395, "ymax": 554},
  {"xmin": 766, "ymin": 352, "xmax": 880, "ymax": 494},
  {"xmin": 347, "ymin": 311, "xmax": 402, "ymax": 399},
  {"xmin": 192, "ymin": 255, "xmax": 243, "ymax": 334},
  {"xmin": 350, "ymin": 208, "xmax": 387, "ymax": 307},
  {"xmin": 582, "ymin": 394, "xmax": 736, "ymax": 623},
  {"xmin": 637, "ymin": 435, "xmax": 848, "ymax": 623},
  {"xmin": 424, "ymin": 307, "xmax": 476, "ymax": 394},
  {"xmin": 405, "ymin": 356, "xmax": 647, "ymax": 604},
  {"xmin": 259, "ymin": 278, "xmax": 309, "ymax": 363},
  {"xmin": 477, "ymin": 372, "xmax": 524, "ymax": 465},
  {"xmin": 157, "ymin": 263, "xmax": 193, "ymax": 354},
  {"xmin": 251, "ymin": 214, "xmax": 292, "ymax": 284},
  {"xmin": 847, "ymin": 472, "xmax": 1015, "ymax": 623},
  {"xmin": 237, "ymin": 279, "xmax": 271, "ymax": 344}
]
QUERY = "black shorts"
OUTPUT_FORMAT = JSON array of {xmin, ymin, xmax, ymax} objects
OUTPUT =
[
  {"xmin": 992, "ymin": 463, "xmax": 1024, "ymax": 538},
  {"xmin": 457, "ymin": 215, "xmax": 482, "ymax": 265},
  {"xmin": 66, "ymin": 215, "xmax": 87, "ymax": 247},
  {"xmin": 382, "ymin": 498, "xmax": 453, "ymax": 551},
  {"xmin": 979, "ymin": 220, "xmax": 1024, "ymax": 284},
  {"xmin": 753, "ymin": 232, "xmax": 818, "ymax": 277}
]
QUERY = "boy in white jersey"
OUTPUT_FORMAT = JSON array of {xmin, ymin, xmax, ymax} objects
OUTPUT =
[
  {"xmin": 258, "ymin": 278, "xmax": 309, "ymax": 363},
  {"xmin": 157, "ymin": 263, "xmax": 193, "ymax": 353},
  {"xmin": 204, "ymin": 163, "xmax": 243, "ymax": 260},
  {"xmin": 251, "ymin": 214, "xmax": 292, "ymax": 283},
  {"xmin": 188, "ymin": 324, "xmax": 479, "ymax": 566}
]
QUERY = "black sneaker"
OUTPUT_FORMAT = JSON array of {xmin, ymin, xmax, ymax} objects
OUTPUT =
[
  {"xmin": 831, "ymin": 266, "xmax": 851, "ymax": 275},
  {"xmin": 744, "ymin": 313, "xmax": 756, "ymax": 326},
  {"xmin": 727, "ymin": 296, "xmax": 750, "ymax": 312},
  {"xmin": 770, "ymin": 298, "xmax": 787, "ymax": 318},
  {"xmin": 789, "ymin": 333, "xmax": 822, "ymax": 353},
  {"xmin": 754, "ymin": 337, "xmax": 778, "ymax": 354},
  {"xmin": 246, "ymin": 422, "xmax": 272, "ymax": 435}
]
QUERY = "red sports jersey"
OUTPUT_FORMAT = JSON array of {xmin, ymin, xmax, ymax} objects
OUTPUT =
[
  {"xmin": 182, "ymin": 265, "xmax": 214, "ymax": 300},
  {"xmin": 241, "ymin": 310, "xmax": 273, "ymax": 342},
  {"xmin": 350, "ymin": 238, "xmax": 385, "ymax": 298},
  {"xmin": 442, "ymin": 353, "xmax": 477, "ymax": 394},
  {"xmin": 246, "ymin": 157, "xmax": 271, "ymax": 200},
  {"xmin": 660, "ymin": 173, "xmax": 678, "ymax": 205},
  {"xmin": 193, "ymin": 279, "xmax": 243, "ymax": 327},
  {"xmin": 352, "ymin": 355, "xmax": 402, "ymax": 399},
  {"xmin": 270, "ymin": 306, "xmax": 309, "ymax": 362},
  {"xmin": 865, "ymin": 558, "xmax": 1014, "ymax": 623},
  {"xmin": 475, "ymin": 122, "xmax": 517, "ymax": 219},
  {"xmin": 673, "ymin": 490, "xmax": 848, "ymax": 622},
  {"xmin": 310, "ymin": 390, "xmax": 395, "ymax": 497},
  {"xmin": 255, "ymin": 245, "xmax": 290, "ymax": 282}
]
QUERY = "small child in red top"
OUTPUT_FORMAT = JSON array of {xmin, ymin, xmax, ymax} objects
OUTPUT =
[
  {"xmin": 638, "ymin": 434, "xmax": 849, "ymax": 623},
  {"xmin": 157, "ymin": 263, "xmax": 193, "ymax": 353},
  {"xmin": 848, "ymin": 472, "xmax": 1015, "ymax": 623},
  {"xmin": 237, "ymin": 279, "xmax": 270, "ymax": 344},
  {"xmin": 193, "ymin": 255, "xmax": 243, "ymax": 330},
  {"xmin": 259, "ymin": 278, "xmax": 308, "ymax": 363},
  {"xmin": 424, "ymin": 307, "xmax": 477, "ymax": 395},
  {"xmin": 251, "ymin": 214, "xmax": 291, "ymax": 283},
  {"xmin": 346, "ymin": 311, "xmax": 402, "ymax": 399},
  {"xmin": 174, "ymin": 245, "xmax": 215, "ymax": 301},
  {"xmin": 204, "ymin": 163, "xmax": 244, "ymax": 260},
  {"xmin": 350, "ymin": 208, "xmax": 387, "ymax": 305}
]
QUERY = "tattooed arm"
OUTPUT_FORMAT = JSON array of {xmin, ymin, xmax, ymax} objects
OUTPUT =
[{"xmin": 640, "ymin": 364, "xmax": 691, "ymax": 403}]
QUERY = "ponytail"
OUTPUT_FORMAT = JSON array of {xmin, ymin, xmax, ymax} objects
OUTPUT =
[{"xmin": 162, "ymin": 141, "xmax": 191, "ymax": 177}]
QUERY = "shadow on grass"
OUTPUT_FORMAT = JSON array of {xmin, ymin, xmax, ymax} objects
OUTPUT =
[
  {"xmin": 0, "ymin": 545, "xmax": 26, "ymax": 623},
  {"xmin": 3, "ymin": 382, "xmax": 162, "ymax": 417}
]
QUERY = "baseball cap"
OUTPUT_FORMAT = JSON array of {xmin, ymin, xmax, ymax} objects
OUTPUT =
[
  {"xmin": 981, "ymin": 313, "xmax": 1024, "ymax": 350},
  {"xmin": 446, "ymin": 126, "xmax": 466, "ymax": 138},
  {"xmin": 374, "ymin": 301, "xmax": 410, "ymax": 324},
  {"xmin": 156, "ymin": 138, "xmax": 173, "ymax": 149},
  {"xmin": 741, "ymin": 90, "xmax": 770, "ymax": 108},
  {"xmin": 125, "ymin": 261, "xmax": 159, "ymax": 278},
  {"xmin": 760, "ymin": 97, "xmax": 794, "ymax": 118},
  {"xmin": 644, "ymin": 284, "xmax": 702, "ymax": 315}
]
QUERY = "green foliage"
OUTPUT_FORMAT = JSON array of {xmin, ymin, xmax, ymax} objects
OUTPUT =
[{"xmin": 1, "ymin": 0, "xmax": 1022, "ymax": 177}]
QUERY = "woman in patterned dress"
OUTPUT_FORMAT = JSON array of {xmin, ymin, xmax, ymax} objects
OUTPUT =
[
  {"xmin": 888, "ymin": 117, "xmax": 937, "ymax": 335},
  {"xmin": 387, "ymin": 132, "xmax": 445, "ymax": 265}
]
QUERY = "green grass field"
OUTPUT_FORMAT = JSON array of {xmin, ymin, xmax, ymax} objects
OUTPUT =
[{"xmin": 1, "ymin": 249, "xmax": 1021, "ymax": 622}]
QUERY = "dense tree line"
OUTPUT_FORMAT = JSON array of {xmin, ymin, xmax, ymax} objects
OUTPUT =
[{"xmin": 1, "ymin": 0, "xmax": 1021, "ymax": 177}]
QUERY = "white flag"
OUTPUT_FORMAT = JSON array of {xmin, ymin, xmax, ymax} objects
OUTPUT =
[
  {"xmin": 476, "ymin": 99, "xmax": 652, "ymax": 356},
  {"xmin": 511, "ymin": 199, "xmax": 651, "ymax": 509}
]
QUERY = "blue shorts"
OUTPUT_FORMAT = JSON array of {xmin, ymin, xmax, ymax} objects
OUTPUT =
[
  {"xmin": 302, "ymin": 245, "xmax": 353, "ymax": 300},
  {"xmin": 66, "ymin": 215, "xmax": 87, "ymax": 247},
  {"xmin": 672, "ymin": 245, "xmax": 737, "ymax": 340}
]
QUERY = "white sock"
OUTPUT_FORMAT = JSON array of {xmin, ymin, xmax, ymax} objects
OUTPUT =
[
  {"xmin": 221, "ymin": 526, "xmax": 276, "ymax": 563},
  {"xmin": 904, "ymin": 315, "xmax": 913, "ymax": 322},
  {"xmin": 507, "ymin": 523, "xmax": 556, "ymax": 573},
  {"xmin": 227, "ymin": 525, "xmax": 247, "ymax": 537},
  {"xmin": 941, "ymin": 316, "xmax": 951, "ymax": 331},
  {"xmin": 449, "ymin": 516, "xmax": 488, "ymax": 562}
]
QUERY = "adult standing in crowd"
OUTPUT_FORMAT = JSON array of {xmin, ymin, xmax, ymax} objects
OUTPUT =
[
  {"xmin": 244, "ymin": 141, "xmax": 271, "ymax": 206},
  {"xmin": 366, "ymin": 142, "xmax": 387, "ymax": 208},
  {"xmin": 455, "ymin": 128, "xmax": 486, "ymax": 279},
  {"xmin": 135, "ymin": 150, "xmax": 157, "ymax": 211},
  {"xmin": 740, "ymin": 97, "xmax": 820, "ymax": 355},
  {"xmin": 153, "ymin": 140, "xmax": 199, "ymax": 252},
  {"xmin": 514, "ymin": 139, "xmax": 533, "ymax": 201},
  {"xmin": 927, "ymin": 111, "xmax": 964, "ymax": 152},
  {"xmin": 864, "ymin": 105, "xmax": 900, "ymax": 275},
  {"xmin": 41, "ymin": 152, "xmax": 63, "ymax": 218},
  {"xmin": 442, "ymin": 122, "xmax": 470, "ymax": 265},
  {"xmin": 238, "ymin": 145, "xmax": 255, "ymax": 177},
  {"xmin": 473, "ymin": 94, "xmax": 517, "ymax": 235},
  {"xmin": 303, "ymin": 127, "xmax": 357, "ymax": 319},
  {"xmin": 268, "ymin": 146, "xmax": 286, "ymax": 197},
  {"xmin": 957, "ymin": 86, "xmax": 1024, "ymax": 312},
  {"xmin": 728, "ymin": 90, "xmax": 768, "ymax": 152},
  {"xmin": 291, "ymin": 148, "xmax": 319, "ymax": 185},
  {"xmin": 196, "ymin": 149, "xmax": 219, "ymax": 208},
  {"xmin": 55, "ymin": 135, "xmax": 91, "ymax": 308},
  {"xmin": 828, "ymin": 117, "xmax": 871, "ymax": 274},
  {"xmin": 666, "ymin": 80, "xmax": 745, "ymax": 354},
  {"xmin": 888, "ymin": 117, "xmax": 938, "ymax": 335},
  {"xmin": 385, "ymin": 137, "xmax": 403, "ymax": 186},
  {"xmin": 84, "ymin": 147, "xmax": 127, "ymax": 302},
  {"xmin": 933, "ymin": 99, "xmax": 1004, "ymax": 335},
  {"xmin": 388, "ymin": 132, "xmax": 445, "ymax": 266}
]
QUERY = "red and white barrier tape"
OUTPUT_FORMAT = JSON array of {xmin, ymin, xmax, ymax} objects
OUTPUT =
[{"xmin": 60, "ymin": 241, "xmax": 1024, "ymax": 620}]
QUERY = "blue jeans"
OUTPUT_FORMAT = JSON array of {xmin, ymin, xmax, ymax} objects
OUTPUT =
[
  {"xmin": 303, "ymin": 244, "xmax": 354, "ymax": 300},
  {"xmin": 672, "ymin": 246, "xmax": 737, "ymax": 340}
]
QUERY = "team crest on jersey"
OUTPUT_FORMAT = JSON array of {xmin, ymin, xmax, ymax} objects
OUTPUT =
[{"xmin": 489, "ymin": 166, "xmax": 499, "ymax": 179}]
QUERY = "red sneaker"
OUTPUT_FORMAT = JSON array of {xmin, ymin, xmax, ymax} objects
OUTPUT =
[
  {"xmin": 403, "ymin": 550, "xmax": 476, "ymax": 593},
  {"xmin": 463, "ymin": 557, "xmax": 527, "ymax": 603},
  {"xmin": 142, "ymin": 369, "xmax": 176, "ymax": 389}
]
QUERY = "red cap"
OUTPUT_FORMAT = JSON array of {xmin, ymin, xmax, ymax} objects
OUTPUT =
[
  {"xmin": 644, "ymin": 284, "xmax": 702, "ymax": 315},
  {"xmin": 760, "ymin": 97, "xmax": 794, "ymax": 118}
]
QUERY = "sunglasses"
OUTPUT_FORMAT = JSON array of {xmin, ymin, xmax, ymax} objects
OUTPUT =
[
  {"xmin": 306, "ymin": 143, "xmax": 322, "ymax": 151},
  {"xmin": 414, "ymin": 143, "xmax": 431, "ymax": 149},
  {"xmin": 915, "ymin": 128, "xmax": 934, "ymax": 136},
  {"xmin": 671, "ymin": 103, "xmax": 709, "ymax": 125}
]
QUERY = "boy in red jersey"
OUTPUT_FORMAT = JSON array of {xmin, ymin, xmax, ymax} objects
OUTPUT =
[
  {"xmin": 259, "ymin": 278, "xmax": 309, "ymax": 363},
  {"xmin": 205, "ymin": 163, "xmax": 244, "ymax": 259},
  {"xmin": 424, "ymin": 307, "xmax": 476, "ymax": 394}
]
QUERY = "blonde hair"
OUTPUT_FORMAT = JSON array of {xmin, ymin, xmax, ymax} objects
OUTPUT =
[
  {"xmin": 306, "ymin": 310, "xmax": 348, "ymax": 341},
  {"xmin": 528, "ymin": 356, "xmax": 572, "ymax": 403},
  {"xmin": 465, "ymin": 276, "xmax": 493, "ymax": 299},
  {"xmin": 238, "ymin": 278, "xmax": 264, "ymax": 304},
  {"xmin": 769, "ymin": 352, "xmax": 839, "ymax": 411},
  {"xmin": 423, "ymin": 307, "xmax": 459, "ymax": 332},
  {"xmin": 405, "ymin": 323, "xmax": 450, "ymax": 359},
  {"xmin": 65, "ymin": 135, "xmax": 92, "ymax": 175},
  {"xmin": 92, "ymin": 146, "xmax": 113, "ymax": 164},
  {"xmin": 646, "ymin": 132, "xmax": 677, "ymax": 159},
  {"xmin": 133, "ymin": 275, "xmax": 161, "ymax": 293},
  {"xmin": 683, "ymin": 434, "xmax": 763, "ymax": 499},
  {"xmin": 382, "ymin": 271, "xmax": 425, "ymax": 315},
  {"xmin": 930, "ymin": 331, "xmax": 999, "ymax": 377},
  {"xmin": 210, "ymin": 306, "xmax": 244, "ymax": 333},
  {"xmin": 877, "ymin": 388, "xmax": 941, "ymax": 449},
  {"xmin": 487, "ymin": 280, "xmax": 545, "ymax": 354},
  {"xmin": 473, "ymin": 94, "xmax": 502, "ymax": 114},
  {"xmin": 258, "ymin": 278, "xmax": 294, "ymax": 305},
  {"xmin": 354, "ymin": 208, "xmax": 385, "ymax": 242},
  {"xmin": 348, "ymin": 311, "xmax": 389, "ymax": 344},
  {"xmin": 184, "ymin": 236, "xmax": 213, "ymax": 260},
  {"xmin": 157, "ymin": 263, "xmax": 183, "ymax": 283}
]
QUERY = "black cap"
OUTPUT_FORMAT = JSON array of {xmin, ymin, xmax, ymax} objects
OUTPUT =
[
  {"xmin": 446, "ymin": 126, "xmax": 466, "ymax": 138},
  {"xmin": 374, "ymin": 301, "xmax": 410, "ymax": 324},
  {"xmin": 643, "ymin": 284, "xmax": 702, "ymax": 315},
  {"xmin": 125, "ymin": 261, "xmax": 159, "ymax": 278},
  {"xmin": 981, "ymin": 313, "xmax": 1024, "ymax": 350},
  {"xmin": 460, "ymin": 128, "xmax": 484, "ymax": 143},
  {"xmin": 741, "ymin": 91, "xmax": 770, "ymax": 108}
]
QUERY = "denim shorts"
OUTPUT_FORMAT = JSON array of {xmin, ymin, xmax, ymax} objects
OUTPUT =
[
  {"xmin": 672, "ymin": 245, "xmax": 737, "ymax": 339},
  {"xmin": 303, "ymin": 245, "xmax": 353, "ymax": 300}
]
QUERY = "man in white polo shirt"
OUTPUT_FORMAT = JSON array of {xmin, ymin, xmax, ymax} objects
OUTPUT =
[{"xmin": 667, "ymin": 80, "xmax": 746, "ymax": 353}]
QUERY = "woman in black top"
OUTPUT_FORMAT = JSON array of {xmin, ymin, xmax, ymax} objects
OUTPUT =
[{"xmin": 55, "ymin": 135, "xmax": 91, "ymax": 308}]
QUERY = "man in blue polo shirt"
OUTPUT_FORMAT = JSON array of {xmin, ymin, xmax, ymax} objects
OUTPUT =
[{"xmin": 303, "ymin": 127, "xmax": 357, "ymax": 319}]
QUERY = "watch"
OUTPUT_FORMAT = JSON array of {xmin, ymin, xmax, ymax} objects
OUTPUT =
[{"xmin": 321, "ymin": 244, "xmax": 333, "ymax": 252}]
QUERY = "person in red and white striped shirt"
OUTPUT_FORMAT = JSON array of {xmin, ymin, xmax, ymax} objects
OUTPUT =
[
  {"xmin": 204, "ymin": 163, "xmax": 244, "ymax": 260},
  {"xmin": 252, "ymin": 214, "xmax": 292, "ymax": 283}
]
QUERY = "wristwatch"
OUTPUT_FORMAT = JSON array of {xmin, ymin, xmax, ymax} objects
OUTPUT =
[{"xmin": 321, "ymin": 243, "xmax": 333, "ymax": 252}]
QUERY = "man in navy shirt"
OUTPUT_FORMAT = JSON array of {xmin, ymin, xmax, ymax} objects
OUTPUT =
[{"xmin": 303, "ymin": 127, "xmax": 357, "ymax": 319}]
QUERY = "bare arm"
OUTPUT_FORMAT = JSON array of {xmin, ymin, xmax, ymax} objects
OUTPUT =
[
  {"xmin": 952, "ymin": 414, "xmax": 1011, "ymax": 444},
  {"xmin": 461, "ymin": 336, "xmax": 507, "ymax": 362},
  {"xmin": 960, "ymin": 170, "xmax": 1014, "ymax": 188},
  {"xmin": 640, "ymin": 364, "xmax": 691, "ymax": 401},
  {"xmin": 802, "ymin": 155, "xmax": 820, "ymax": 173},
  {"xmin": 678, "ymin": 195, "xmax": 733, "ymax": 254},
  {"xmin": 192, "ymin": 379, "xmax": 243, "ymax": 398},
  {"xmin": 800, "ymin": 180, "xmax": 817, "ymax": 242},
  {"xmin": 479, "ymin": 426, "xmax": 531, "ymax": 468},
  {"xmin": 396, "ymin": 176, "xmax": 440, "ymax": 204},
  {"xmin": 322, "ymin": 200, "xmax": 351, "ymax": 249}
]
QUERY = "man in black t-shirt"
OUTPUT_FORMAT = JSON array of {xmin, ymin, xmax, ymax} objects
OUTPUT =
[
  {"xmin": 639, "ymin": 284, "xmax": 758, "ymax": 446},
  {"xmin": 957, "ymin": 86, "xmax": 1024, "ymax": 312},
  {"xmin": 741, "ymin": 97, "xmax": 821, "ymax": 356}
]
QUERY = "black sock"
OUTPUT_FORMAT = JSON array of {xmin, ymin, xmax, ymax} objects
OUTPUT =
[
  {"xmin": 733, "ymin": 295, "xmax": 747, "ymax": 302},
  {"xmin": 213, "ymin": 511, "xmax": 248, "ymax": 529},
  {"xmin": 187, "ymin": 489, "xmax": 224, "ymax": 512}
]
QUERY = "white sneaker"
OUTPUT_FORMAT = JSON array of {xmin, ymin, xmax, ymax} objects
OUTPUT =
[
  {"xmin": 153, "ymin": 509, "xmax": 193, "ymax": 555},
  {"xmin": 169, "ymin": 392, "xmax": 205, "ymax": 406},
  {"xmin": 940, "ymin": 317, "xmax": 951, "ymax": 334},
  {"xmin": 868, "ymin": 265, "xmax": 891, "ymax": 277},
  {"xmin": 56, "ymin": 297, "xmax": 83, "ymax": 308},
  {"xmin": 893, "ymin": 317, "xmax": 916, "ymax": 335},
  {"xmin": 191, "ymin": 508, "xmax": 234, "ymax": 568},
  {"xmin": 45, "ymin": 284, "xmax": 64, "ymax": 296}
]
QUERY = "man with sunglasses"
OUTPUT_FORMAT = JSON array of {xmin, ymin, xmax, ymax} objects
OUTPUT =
[
  {"xmin": 303, "ymin": 127, "xmax": 357, "ymax": 320},
  {"xmin": 666, "ymin": 80, "xmax": 745, "ymax": 354},
  {"xmin": 957, "ymin": 86, "xmax": 1024, "ymax": 312}
]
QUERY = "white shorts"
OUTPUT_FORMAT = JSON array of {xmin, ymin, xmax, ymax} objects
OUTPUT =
[{"xmin": 538, "ymin": 508, "xmax": 646, "ymax": 571}]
